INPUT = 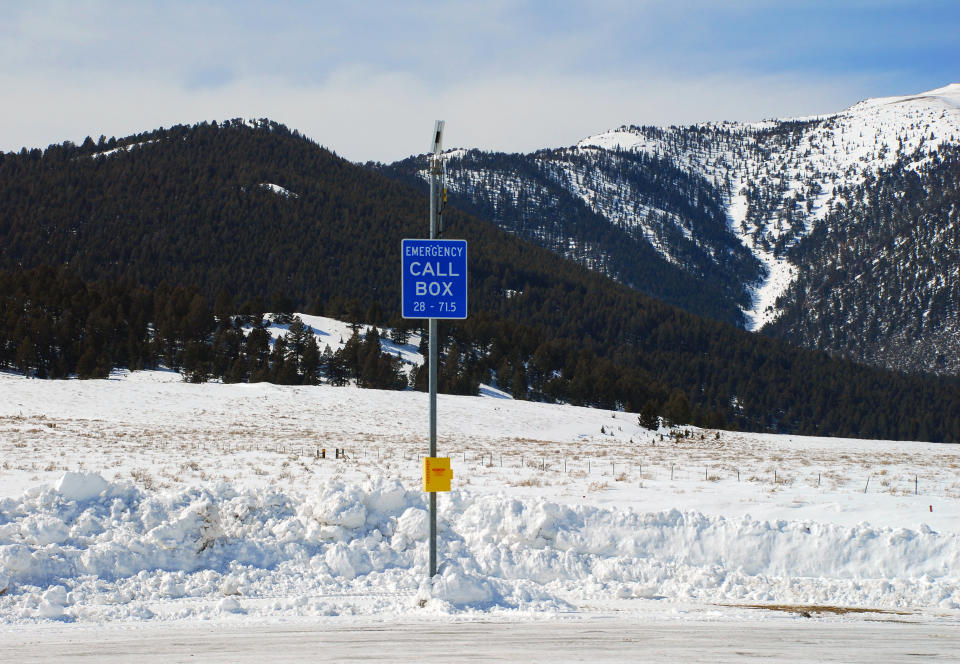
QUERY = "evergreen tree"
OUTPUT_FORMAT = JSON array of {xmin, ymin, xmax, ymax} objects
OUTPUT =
[
  {"xmin": 213, "ymin": 288, "xmax": 235, "ymax": 329},
  {"xmin": 285, "ymin": 317, "xmax": 311, "ymax": 373},
  {"xmin": 270, "ymin": 291, "xmax": 295, "ymax": 324},
  {"xmin": 511, "ymin": 364, "xmax": 527, "ymax": 400},
  {"xmin": 388, "ymin": 313, "xmax": 411, "ymax": 345},
  {"xmin": 663, "ymin": 390, "xmax": 692, "ymax": 426},
  {"xmin": 245, "ymin": 326, "xmax": 271, "ymax": 374},
  {"xmin": 638, "ymin": 401, "xmax": 660, "ymax": 430},
  {"xmin": 300, "ymin": 336, "xmax": 320, "ymax": 385},
  {"xmin": 327, "ymin": 346, "xmax": 350, "ymax": 386}
]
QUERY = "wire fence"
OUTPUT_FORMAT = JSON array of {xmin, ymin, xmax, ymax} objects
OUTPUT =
[{"xmin": 201, "ymin": 442, "xmax": 960, "ymax": 501}]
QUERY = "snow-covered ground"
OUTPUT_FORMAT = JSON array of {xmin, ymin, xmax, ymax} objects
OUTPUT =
[
  {"xmin": 258, "ymin": 313, "xmax": 425, "ymax": 372},
  {"xmin": 1, "ymin": 368, "xmax": 959, "ymax": 643}
]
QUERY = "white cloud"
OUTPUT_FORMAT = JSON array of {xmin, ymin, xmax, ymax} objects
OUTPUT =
[
  {"xmin": 0, "ymin": 67, "xmax": 865, "ymax": 162},
  {"xmin": 3, "ymin": 2, "xmax": 937, "ymax": 161}
]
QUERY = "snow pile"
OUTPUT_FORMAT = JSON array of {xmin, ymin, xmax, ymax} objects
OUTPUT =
[
  {"xmin": 55, "ymin": 472, "xmax": 109, "ymax": 502},
  {"xmin": 2, "ymin": 473, "xmax": 958, "ymax": 623},
  {"xmin": 2, "ymin": 371, "xmax": 959, "ymax": 625}
]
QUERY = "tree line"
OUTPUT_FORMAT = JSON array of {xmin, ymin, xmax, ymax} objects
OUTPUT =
[
  {"xmin": 0, "ymin": 265, "xmax": 713, "ymax": 430},
  {"xmin": 0, "ymin": 266, "xmax": 406, "ymax": 390},
  {"xmin": 769, "ymin": 144, "xmax": 960, "ymax": 377},
  {"xmin": 1, "ymin": 120, "xmax": 958, "ymax": 442}
]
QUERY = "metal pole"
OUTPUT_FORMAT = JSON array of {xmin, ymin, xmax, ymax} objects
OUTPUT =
[
  {"xmin": 429, "ymin": 315, "xmax": 437, "ymax": 578},
  {"xmin": 428, "ymin": 120, "xmax": 443, "ymax": 579}
]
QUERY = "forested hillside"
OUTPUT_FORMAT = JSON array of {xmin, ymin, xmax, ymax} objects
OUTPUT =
[
  {"xmin": 766, "ymin": 145, "xmax": 960, "ymax": 375},
  {"xmin": 381, "ymin": 148, "xmax": 759, "ymax": 326},
  {"xmin": 1, "ymin": 120, "xmax": 958, "ymax": 442},
  {"xmin": 380, "ymin": 86, "xmax": 960, "ymax": 380}
]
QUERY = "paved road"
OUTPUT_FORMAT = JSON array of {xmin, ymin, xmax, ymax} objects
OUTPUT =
[{"xmin": 5, "ymin": 617, "xmax": 960, "ymax": 663}]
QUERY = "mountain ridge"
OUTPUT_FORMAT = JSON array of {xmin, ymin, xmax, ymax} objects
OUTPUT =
[
  {"xmin": 381, "ymin": 84, "xmax": 960, "ymax": 375},
  {"xmin": 2, "ymin": 118, "xmax": 959, "ymax": 441}
]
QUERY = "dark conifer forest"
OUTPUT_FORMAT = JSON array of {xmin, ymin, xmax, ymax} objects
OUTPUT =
[
  {"xmin": 766, "ymin": 144, "xmax": 960, "ymax": 376},
  {"xmin": 1, "ymin": 120, "xmax": 958, "ymax": 442},
  {"xmin": 380, "ymin": 147, "xmax": 759, "ymax": 327}
]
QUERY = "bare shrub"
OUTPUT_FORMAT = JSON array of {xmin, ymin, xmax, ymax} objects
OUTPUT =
[
  {"xmin": 130, "ymin": 468, "xmax": 155, "ymax": 489},
  {"xmin": 509, "ymin": 477, "xmax": 544, "ymax": 488}
]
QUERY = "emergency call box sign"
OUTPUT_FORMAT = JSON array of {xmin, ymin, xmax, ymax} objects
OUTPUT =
[{"xmin": 402, "ymin": 239, "xmax": 468, "ymax": 319}]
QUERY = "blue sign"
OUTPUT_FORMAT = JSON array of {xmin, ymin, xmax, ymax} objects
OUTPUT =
[{"xmin": 402, "ymin": 239, "xmax": 468, "ymax": 319}]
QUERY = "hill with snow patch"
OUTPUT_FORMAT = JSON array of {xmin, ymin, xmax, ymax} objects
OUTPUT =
[{"xmin": 384, "ymin": 84, "xmax": 960, "ymax": 375}]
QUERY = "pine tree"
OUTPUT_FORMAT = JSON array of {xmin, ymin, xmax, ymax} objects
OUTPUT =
[
  {"xmin": 213, "ymin": 288, "xmax": 235, "ymax": 329},
  {"xmin": 285, "ymin": 317, "xmax": 311, "ymax": 373},
  {"xmin": 511, "ymin": 364, "xmax": 527, "ymax": 400},
  {"xmin": 663, "ymin": 390, "xmax": 692, "ymax": 426},
  {"xmin": 270, "ymin": 291, "xmax": 294, "ymax": 324},
  {"xmin": 388, "ymin": 313, "xmax": 410, "ymax": 345},
  {"xmin": 359, "ymin": 350, "xmax": 380, "ymax": 389},
  {"xmin": 300, "ymin": 336, "xmax": 320, "ymax": 385},
  {"xmin": 327, "ymin": 346, "xmax": 349, "ymax": 386},
  {"xmin": 245, "ymin": 326, "xmax": 271, "ymax": 374},
  {"xmin": 270, "ymin": 336, "xmax": 289, "ymax": 382},
  {"xmin": 341, "ymin": 330, "xmax": 362, "ymax": 382},
  {"xmin": 639, "ymin": 401, "xmax": 660, "ymax": 430},
  {"xmin": 227, "ymin": 357, "xmax": 248, "ymax": 384}
]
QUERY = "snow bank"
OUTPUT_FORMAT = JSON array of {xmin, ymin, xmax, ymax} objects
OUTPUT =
[
  {"xmin": 1, "ymin": 473, "xmax": 957, "ymax": 623},
  {"xmin": 55, "ymin": 472, "xmax": 109, "ymax": 502}
]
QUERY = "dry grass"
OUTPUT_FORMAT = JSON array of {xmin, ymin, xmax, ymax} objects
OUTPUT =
[
  {"xmin": 130, "ymin": 468, "xmax": 155, "ymax": 489},
  {"xmin": 719, "ymin": 603, "xmax": 912, "ymax": 617},
  {"xmin": 508, "ymin": 477, "xmax": 545, "ymax": 488},
  {"xmin": 2, "ymin": 410, "xmax": 960, "ymax": 500}
]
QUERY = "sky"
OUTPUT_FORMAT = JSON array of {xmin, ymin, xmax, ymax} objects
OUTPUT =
[{"xmin": 2, "ymin": 1, "xmax": 958, "ymax": 162}]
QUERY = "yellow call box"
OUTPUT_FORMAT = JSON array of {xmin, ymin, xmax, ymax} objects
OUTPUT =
[{"xmin": 423, "ymin": 457, "xmax": 453, "ymax": 492}]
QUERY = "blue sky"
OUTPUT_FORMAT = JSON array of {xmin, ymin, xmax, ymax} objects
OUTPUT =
[{"xmin": 2, "ymin": 1, "xmax": 957, "ymax": 161}]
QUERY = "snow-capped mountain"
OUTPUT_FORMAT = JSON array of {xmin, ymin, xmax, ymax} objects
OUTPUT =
[
  {"xmin": 382, "ymin": 84, "xmax": 960, "ymax": 375},
  {"xmin": 579, "ymin": 83, "xmax": 960, "ymax": 328}
]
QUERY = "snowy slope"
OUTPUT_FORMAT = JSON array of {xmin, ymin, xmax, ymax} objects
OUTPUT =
[
  {"xmin": 577, "ymin": 84, "xmax": 960, "ymax": 329},
  {"xmin": 391, "ymin": 143, "xmax": 761, "ymax": 325},
  {"xmin": 394, "ymin": 85, "xmax": 960, "ymax": 334},
  {"xmin": 258, "ymin": 313, "xmax": 423, "ymax": 370},
  {"xmin": 1, "ymin": 370, "xmax": 959, "ymax": 626}
]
